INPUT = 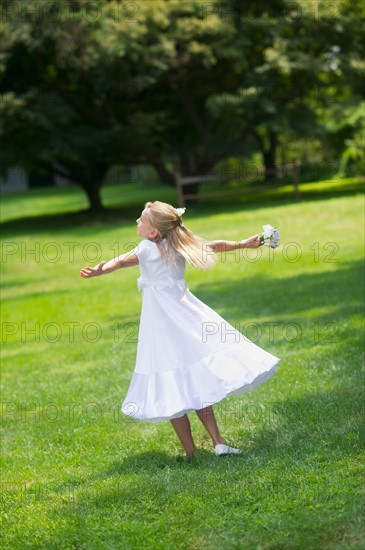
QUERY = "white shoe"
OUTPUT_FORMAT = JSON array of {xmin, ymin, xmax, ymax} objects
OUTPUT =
[{"xmin": 214, "ymin": 444, "xmax": 242, "ymax": 456}]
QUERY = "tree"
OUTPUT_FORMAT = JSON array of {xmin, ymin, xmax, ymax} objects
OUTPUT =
[
  {"xmin": 0, "ymin": 2, "xmax": 283, "ymax": 201},
  {"xmin": 207, "ymin": 0, "xmax": 364, "ymax": 180},
  {"xmin": 0, "ymin": 1, "xmax": 152, "ymax": 211},
  {"xmin": 1, "ymin": 0, "xmax": 363, "ymax": 211}
]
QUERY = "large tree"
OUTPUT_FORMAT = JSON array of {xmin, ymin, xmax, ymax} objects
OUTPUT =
[
  {"xmin": 207, "ymin": 0, "xmax": 364, "ymax": 179},
  {"xmin": 0, "ymin": 0, "xmax": 362, "ymax": 210},
  {"xmin": 1, "ymin": 1, "xmax": 245, "ymax": 209},
  {"xmin": 1, "ymin": 1, "xmax": 157, "ymax": 211}
]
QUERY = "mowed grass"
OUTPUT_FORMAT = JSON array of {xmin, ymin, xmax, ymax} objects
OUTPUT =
[{"xmin": 1, "ymin": 179, "xmax": 364, "ymax": 549}]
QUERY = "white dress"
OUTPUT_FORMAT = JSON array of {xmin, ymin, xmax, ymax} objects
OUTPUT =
[{"xmin": 121, "ymin": 239, "xmax": 279, "ymax": 422}]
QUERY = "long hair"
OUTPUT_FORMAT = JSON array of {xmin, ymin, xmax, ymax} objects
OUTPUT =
[{"xmin": 144, "ymin": 201, "xmax": 216, "ymax": 270}]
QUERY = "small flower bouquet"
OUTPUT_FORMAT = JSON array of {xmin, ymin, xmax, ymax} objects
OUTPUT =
[{"xmin": 260, "ymin": 224, "xmax": 280, "ymax": 248}]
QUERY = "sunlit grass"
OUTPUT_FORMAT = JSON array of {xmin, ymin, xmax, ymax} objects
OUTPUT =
[{"xmin": 1, "ymin": 181, "xmax": 364, "ymax": 549}]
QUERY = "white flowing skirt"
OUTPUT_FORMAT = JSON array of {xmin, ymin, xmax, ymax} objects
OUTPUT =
[{"xmin": 121, "ymin": 280, "xmax": 279, "ymax": 422}]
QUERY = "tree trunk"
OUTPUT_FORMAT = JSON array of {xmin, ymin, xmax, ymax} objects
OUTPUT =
[
  {"xmin": 182, "ymin": 182, "xmax": 200, "ymax": 204},
  {"xmin": 28, "ymin": 167, "xmax": 55, "ymax": 188},
  {"xmin": 251, "ymin": 129, "xmax": 278, "ymax": 182},
  {"xmin": 263, "ymin": 131, "xmax": 278, "ymax": 181},
  {"xmin": 150, "ymin": 159, "xmax": 175, "ymax": 186},
  {"xmin": 179, "ymin": 150, "xmax": 200, "ymax": 203},
  {"xmin": 80, "ymin": 180, "xmax": 106, "ymax": 213}
]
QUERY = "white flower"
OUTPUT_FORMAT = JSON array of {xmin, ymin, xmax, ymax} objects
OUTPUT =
[
  {"xmin": 273, "ymin": 228, "xmax": 280, "ymax": 242},
  {"xmin": 175, "ymin": 207, "xmax": 186, "ymax": 217},
  {"xmin": 262, "ymin": 224, "xmax": 275, "ymax": 239},
  {"xmin": 260, "ymin": 224, "xmax": 280, "ymax": 248}
]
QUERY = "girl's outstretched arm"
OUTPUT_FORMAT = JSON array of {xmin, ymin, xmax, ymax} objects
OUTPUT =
[
  {"xmin": 80, "ymin": 250, "xmax": 139, "ymax": 279},
  {"xmin": 208, "ymin": 235, "xmax": 263, "ymax": 253}
]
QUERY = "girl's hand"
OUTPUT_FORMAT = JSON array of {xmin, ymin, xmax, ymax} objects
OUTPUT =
[
  {"xmin": 80, "ymin": 261, "xmax": 107, "ymax": 279},
  {"xmin": 242, "ymin": 235, "xmax": 263, "ymax": 249}
]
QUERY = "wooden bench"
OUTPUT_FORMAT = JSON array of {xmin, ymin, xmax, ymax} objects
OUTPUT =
[{"xmin": 174, "ymin": 160, "xmax": 301, "ymax": 207}]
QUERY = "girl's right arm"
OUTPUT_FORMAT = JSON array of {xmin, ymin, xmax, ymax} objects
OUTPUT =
[{"xmin": 80, "ymin": 250, "xmax": 139, "ymax": 279}]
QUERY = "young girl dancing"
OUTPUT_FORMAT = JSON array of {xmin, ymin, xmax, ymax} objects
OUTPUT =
[{"xmin": 80, "ymin": 201, "xmax": 279, "ymax": 458}]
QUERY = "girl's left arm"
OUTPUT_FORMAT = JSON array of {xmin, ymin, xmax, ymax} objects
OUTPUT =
[
  {"xmin": 80, "ymin": 250, "xmax": 139, "ymax": 279},
  {"xmin": 208, "ymin": 235, "xmax": 263, "ymax": 253}
]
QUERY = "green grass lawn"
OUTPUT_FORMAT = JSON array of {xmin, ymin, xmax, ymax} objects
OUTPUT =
[{"xmin": 1, "ymin": 179, "xmax": 364, "ymax": 549}]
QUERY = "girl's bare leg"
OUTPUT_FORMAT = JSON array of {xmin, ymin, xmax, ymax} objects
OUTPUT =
[
  {"xmin": 170, "ymin": 414, "xmax": 196, "ymax": 458},
  {"xmin": 196, "ymin": 405, "xmax": 225, "ymax": 447}
]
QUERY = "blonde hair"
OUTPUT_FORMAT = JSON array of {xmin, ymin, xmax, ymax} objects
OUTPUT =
[{"xmin": 144, "ymin": 201, "xmax": 216, "ymax": 270}]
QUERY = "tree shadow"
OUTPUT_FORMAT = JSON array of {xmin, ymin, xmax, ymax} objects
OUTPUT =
[
  {"xmin": 245, "ymin": 386, "xmax": 364, "ymax": 459},
  {"xmin": 1, "ymin": 179, "xmax": 363, "ymax": 238},
  {"xmin": 41, "ymin": 383, "xmax": 363, "ymax": 542},
  {"xmin": 101, "ymin": 449, "xmax": 216, "ymax": 476},
  {"xmin": 191, "ymin": 258, "xmax": 364, "ymax": 322},
  {"xmin": 0, "ymin": 205, "xmax": 142, "ymax": 238}
]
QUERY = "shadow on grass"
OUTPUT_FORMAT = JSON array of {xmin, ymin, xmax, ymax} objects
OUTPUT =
[
  {"xmin": 99, "ymin": 385, "xmax": 363, "ymax": 481},
  {"xmin": 192, "ymin": 258, "xmax": 364, "ymax": 323},
  {"xmin": 0, "ymin": 205, "xmax": 143, "ymax": 238},
  {"xmin": 244, "ymin": 386, "xmax": 364, "ymax": 459},
  {"xmin": 28, "ymin": 410, "xmax": 362, "ymax": 550},
  {"xmin": 1, "ymin": 178, "xmax": 363, "ymax": 238},
  {"xmin": 103, "ymin": 449, "xmax": 217, "ymax": 475},
  {"xmin": 44, "ymin": 385, "xmax": 363, "ymax": 516}
]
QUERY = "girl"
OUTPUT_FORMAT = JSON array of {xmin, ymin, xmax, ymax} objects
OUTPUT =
[{"xmin": 80, "ymin": 201, "xmax": 279, "ymax": 459}]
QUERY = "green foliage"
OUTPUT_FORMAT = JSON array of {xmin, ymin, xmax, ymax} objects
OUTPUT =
[{"xmin": 0, "ymin": 0, "xmax": 363, "ymax": 209}]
